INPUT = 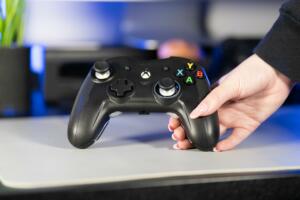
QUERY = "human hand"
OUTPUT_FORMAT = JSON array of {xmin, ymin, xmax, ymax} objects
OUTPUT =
[{"xmin": 168, "ymin": 54, "xmax": 294, "ymax": 151}]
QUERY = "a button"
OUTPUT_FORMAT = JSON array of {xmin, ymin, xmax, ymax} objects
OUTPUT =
[
  {"xmin": 157, "ymin": 77, "xmax": 177, "ymax": 97},
  {"xmin": 186, "ymin": 62, "xmax": 195, "ymax": 71},
  {"xmin": 175, "ymin": 68, "xmax": 185, "ymax": 78},
  {"xmin": 196, "ymin": 70, "xmax": 204, "ymax": 79},
  {"xmin": 110, "ymin": 79, "xmax": 134, "ymax": 97},
  {"xmin": 94, "ymin": 61, "xmax": 111, "ymax": 80},
  {"xmin": 185, "ymin": 76, "xmax": 195, "ymax": 85},
  {"xmin": 141, "ymin": 70, "xmax": 151, "ymax": 79}
]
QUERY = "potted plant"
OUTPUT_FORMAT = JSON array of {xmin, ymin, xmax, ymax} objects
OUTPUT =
[{"xmin": 0, "ymin": 0, "xmax": 30, "ymax": 116}]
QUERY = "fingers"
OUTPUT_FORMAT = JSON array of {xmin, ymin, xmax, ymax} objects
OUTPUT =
[
  {"xmin": 190, "ymin": 77, "xmax": 238, "ymax": 119},
  {"xmin": 168, "ymin": 117, "xmax": 180, "ymax": 131},
  {"xmin": 174, "ymin": 139, "xmax": 193, "ymax": 150},
  {"xmin": 170, "ymin": 122, "xmax": 227, "ymax": 150},
  {"xmin": 218, "ymin": 73, "xmax": 231, "ymax": 84},
  {"xmin": 172, "ymin": 126, "xmax": 185, "ymax": 141},
  {"xmin": 171, "ymin": 126, "xmax": 193, "ymax": 150},
  {"xmin": 220, "ymin": 124, "xmax": 227, "ymax": 136},
  {"xmin": 215, "ymin": 127, "xmax": 252, "ymax": 152}
]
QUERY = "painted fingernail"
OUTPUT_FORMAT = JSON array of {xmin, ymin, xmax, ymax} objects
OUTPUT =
[
  {"xmin": 173, "ymin": 143, "xmax": 180, "ymax": 150},
  {"xmin": 171, "ymin": 134, "xmax": 177, "ymax": 141},
  {"xmin": 190, "ymin": 104, "xmax": 208, "ymax": 119},
  {"xmin": 213, "ymin": 147, "xmax": 220, "ymax": 152}
]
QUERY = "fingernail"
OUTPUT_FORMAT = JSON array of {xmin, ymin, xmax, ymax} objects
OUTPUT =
[
  {"xmin": 190, "ymin": 104, "xmax": 208, "ymax": 119},
  {"xmin": 168, "ymin": 125, "xmax": 173, "ymax": 132},
  {"xmin": 213, "ymin": 147, "xmax": 220, "ymax": 152},
  {"xmin": 173, "ymin": 143, "xmax": 180, "ymax": 150},
  {"xmin": 171, "ymin": 134, "xmax": 177, "ymax": 141}
]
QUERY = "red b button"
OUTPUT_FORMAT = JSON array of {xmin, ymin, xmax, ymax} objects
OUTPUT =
[{"xmin": 196, "ymin": 70, "xmax": 203, "ymax": 79}]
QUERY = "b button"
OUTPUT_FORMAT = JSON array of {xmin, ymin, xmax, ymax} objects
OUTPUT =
[{"xmin": 196, "ymin": 70, "xmax": 203, "ymax": 79}]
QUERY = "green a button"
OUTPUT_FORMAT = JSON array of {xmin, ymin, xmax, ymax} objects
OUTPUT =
[{"xmin": 185, "ymin": 76, "xmax": 194, "ymax": 85}]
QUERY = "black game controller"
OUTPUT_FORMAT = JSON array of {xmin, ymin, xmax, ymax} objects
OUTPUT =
[{"xmin": 68, "ymin": 57, "xmax": 219, "ymax": 151}]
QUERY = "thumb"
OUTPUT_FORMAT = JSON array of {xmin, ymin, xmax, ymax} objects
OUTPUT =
[{"xmin": 190, "ymin": 76, "xmax": 238, "ymax": 118}]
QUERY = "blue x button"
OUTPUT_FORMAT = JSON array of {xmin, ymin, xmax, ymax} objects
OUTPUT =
[{"xmin": 175, "ymin": 68, "xmax": 185, "ymax": 78}]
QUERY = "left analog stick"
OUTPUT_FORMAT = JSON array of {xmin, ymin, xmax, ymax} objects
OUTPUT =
[{"xmin": 94, "ymin": 61, "xmax": 111, "ymax": 80}]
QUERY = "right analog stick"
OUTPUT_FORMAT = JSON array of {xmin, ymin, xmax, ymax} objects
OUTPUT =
[{"xmin": 157, "ymin": 77, "xmax": 177, "ymax": 97}]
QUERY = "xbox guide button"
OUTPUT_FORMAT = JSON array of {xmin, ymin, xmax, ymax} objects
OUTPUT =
[{"xmin": 141, "ymin": 70, "xmax": 151, "ymax": 79}]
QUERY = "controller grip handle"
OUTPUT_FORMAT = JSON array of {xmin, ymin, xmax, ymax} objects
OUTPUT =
[
  {"xmin": 68, "ymin": 102, "xmax": 109, "ymax": 149},
  {"xmin": 67, "ymin": 75, "xmax": 112, "ymax": 148},
  {"xmin": 177, "ymin": 107, "xmax": 219, "ymax": 151},
  {"xmin": 68, "ymin": 110, "xmax": 109, "ymax": 149}
]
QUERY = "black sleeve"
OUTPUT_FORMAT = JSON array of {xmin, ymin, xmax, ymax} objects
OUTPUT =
[{"xmin": 254, "ymin": 0, "xmax": 300, "ymax": 82}]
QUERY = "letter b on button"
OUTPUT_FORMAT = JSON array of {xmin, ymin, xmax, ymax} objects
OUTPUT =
[{"xmin": 196, "ymin": 70, "xmax": 203, "ymax": 78}]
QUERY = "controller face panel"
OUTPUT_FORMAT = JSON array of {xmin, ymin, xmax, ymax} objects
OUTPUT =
[{"xmin": 68, "ymin": 57, "xmax": 219, "ymax": 151}]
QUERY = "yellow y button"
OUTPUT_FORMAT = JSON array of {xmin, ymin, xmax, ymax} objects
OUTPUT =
[{"xmin": 186, "ymin": 62, "xmax": 195, "ymax": 71}]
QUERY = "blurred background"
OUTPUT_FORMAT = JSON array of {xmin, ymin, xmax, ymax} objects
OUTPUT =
[{"xmin": 0, "ymin": 0, "xmax": 299, "ymax": 117}]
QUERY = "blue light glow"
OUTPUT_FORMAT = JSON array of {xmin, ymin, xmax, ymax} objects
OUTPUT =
[
  {"xmin": 31, "ymin": 89, "xmax": 47, "ymax": 116},
  {"xmin": 30, "ymin": 45, "xmax": 45, "ymax": 74},
  {"xmin": 2, "ymin": 107, "xmax": 17, "ymax": 117},
  {"xmin": 30, "ymin": 45, "xmax": 47, "ymax": 116},
  {"xmin": 0, "ymin": 0, "xmax": 6, "ymax": 19}
]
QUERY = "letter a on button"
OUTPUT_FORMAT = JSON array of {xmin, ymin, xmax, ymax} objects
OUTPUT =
[{"xmin": 185, "ymin": 76, "xmax": 194, "ymax": 85}]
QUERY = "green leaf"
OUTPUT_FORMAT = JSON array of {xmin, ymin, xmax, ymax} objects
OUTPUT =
[{"xmin": 1, "ymin": 0, "xmax": 24, "ymax": 47}]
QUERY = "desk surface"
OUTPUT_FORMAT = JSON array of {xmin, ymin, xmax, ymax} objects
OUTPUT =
[{"xmin": 0, "ymin": 106, "xmax": 300, "ymax": 190}]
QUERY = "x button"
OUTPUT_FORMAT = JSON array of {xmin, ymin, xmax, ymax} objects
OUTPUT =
[{"xmin": 175, "ymin": 68, "xmax": 185, "ymax": 78}]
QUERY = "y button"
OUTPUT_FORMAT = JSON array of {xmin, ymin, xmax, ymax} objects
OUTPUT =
[{"xmin": 186, "ymin": 62, "xmax": 195, "ymax": 71}]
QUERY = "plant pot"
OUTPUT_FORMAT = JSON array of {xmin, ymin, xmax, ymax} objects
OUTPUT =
[{"xmin": 0, "ymin": 47, "xmax": 31, "ymax": 117}]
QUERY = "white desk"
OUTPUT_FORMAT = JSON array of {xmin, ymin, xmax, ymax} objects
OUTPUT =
[{"xmin": 0, "ymin": 106, "xmax": 300, "ymax": 190}]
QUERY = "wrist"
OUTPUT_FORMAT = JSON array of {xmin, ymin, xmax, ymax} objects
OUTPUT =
[{"xmin": 254, "ymin": 54, "xmax": 295, "ymax": 90}]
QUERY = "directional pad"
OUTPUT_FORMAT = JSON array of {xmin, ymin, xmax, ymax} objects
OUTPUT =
[{"xmin": 110, "ymin": 79, "xmax": 134, "ymax": 97}]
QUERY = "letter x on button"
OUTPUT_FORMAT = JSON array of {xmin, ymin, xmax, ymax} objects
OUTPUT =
[{"xmin": 176, "ymin": 68, "xmax": 185, "ymax": 77}]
